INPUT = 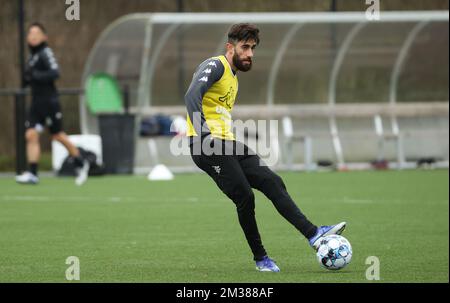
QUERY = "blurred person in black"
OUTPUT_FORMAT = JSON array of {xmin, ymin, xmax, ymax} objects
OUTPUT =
[{"xmin": 15, "ymin": 22, "xmax": 89, "ymax": 185}]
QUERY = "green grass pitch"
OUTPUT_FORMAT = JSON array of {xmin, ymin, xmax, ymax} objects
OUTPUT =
[{"xmin": 0, "ymin": 170, "xmax": 448, "ymax": 282}]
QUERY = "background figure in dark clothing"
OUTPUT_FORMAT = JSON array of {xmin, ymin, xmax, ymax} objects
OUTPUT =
[{"xmin": 15, "ymin": 22, "xmax": 89, "ymax": 186}]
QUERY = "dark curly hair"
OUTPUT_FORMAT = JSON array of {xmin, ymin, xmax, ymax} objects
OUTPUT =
[{"xmin": 227, "ymin": 23, "xmax": 260, "ymax": 45}]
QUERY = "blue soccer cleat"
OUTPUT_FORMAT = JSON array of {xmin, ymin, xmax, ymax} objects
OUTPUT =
[
  {"xmin": 255, "ymin": 256, "xmax": 280, "ymax": 272},
  {"xmin": 308, "ymin": 222, "xmax": 346, "ymax": 250}
]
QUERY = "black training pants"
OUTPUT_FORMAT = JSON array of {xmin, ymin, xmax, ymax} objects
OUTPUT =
[{"xmin": 190, "ymin": 138, "xmax": 317, "ymax": 261}]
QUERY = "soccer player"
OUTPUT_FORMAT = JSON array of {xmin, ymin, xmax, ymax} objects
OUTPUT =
[
  {"xmin": 184, "ymin": 23, "xmax": 346, "ymax": 272},
  {"xmin": 15, "ymin": 22, "xmax": 89, "ymax": 185}
]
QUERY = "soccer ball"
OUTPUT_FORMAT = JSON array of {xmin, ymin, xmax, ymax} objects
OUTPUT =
[{"xmin": 316, "ymin": 235, "xmax": 352, "ymax": 270}]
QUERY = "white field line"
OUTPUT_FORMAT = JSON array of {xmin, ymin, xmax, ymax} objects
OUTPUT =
[
  {"xmin": 0, "ymin": 195, "xmax": 217, "ymax": 203},
  {"xmin": 339, "ymin": 198, "xmax": 374, "ymax": 204}
]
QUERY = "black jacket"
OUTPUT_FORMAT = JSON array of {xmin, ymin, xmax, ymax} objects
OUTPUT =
[{"xmin": 24, "ymin": 42, "xmax": 60, "ymax": 99}]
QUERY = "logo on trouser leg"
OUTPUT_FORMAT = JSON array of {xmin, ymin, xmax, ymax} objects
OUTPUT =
[
  {"xmin": 46, "ymin": 117, "xmax": 53, "ymax": 126},
  {"xmin": 212, "ymin": 165, "xmax": 221, "ymax": 174}
]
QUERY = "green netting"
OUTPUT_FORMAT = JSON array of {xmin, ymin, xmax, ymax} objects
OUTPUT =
[{"xmin": 85, "ymin": 73, "xmax": 123, "ymax": 114}]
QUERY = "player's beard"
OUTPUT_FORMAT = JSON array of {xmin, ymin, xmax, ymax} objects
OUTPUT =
[{"xmin": 232, "ymin": 51, "xmax": 252, "ymax": 72}]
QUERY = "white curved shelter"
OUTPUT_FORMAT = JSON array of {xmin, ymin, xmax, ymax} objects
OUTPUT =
[{"xmin": 80, "ymin": 11, "xmax": 449, "ymax": 172}]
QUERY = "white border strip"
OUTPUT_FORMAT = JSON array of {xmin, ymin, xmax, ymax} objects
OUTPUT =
[{"xmin": 135, "ymin": 11, "xmax": 450, "ymax": 24}]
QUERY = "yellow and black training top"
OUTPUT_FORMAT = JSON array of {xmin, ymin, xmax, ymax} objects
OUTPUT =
[{"xmin": 185, "ymin": 55, "xmax": 238, "ymax": 141}]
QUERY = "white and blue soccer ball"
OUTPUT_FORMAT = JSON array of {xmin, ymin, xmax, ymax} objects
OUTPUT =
[{"xmin": 316, "ymin": 235, "xmax": 352, "ymax": 270}]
